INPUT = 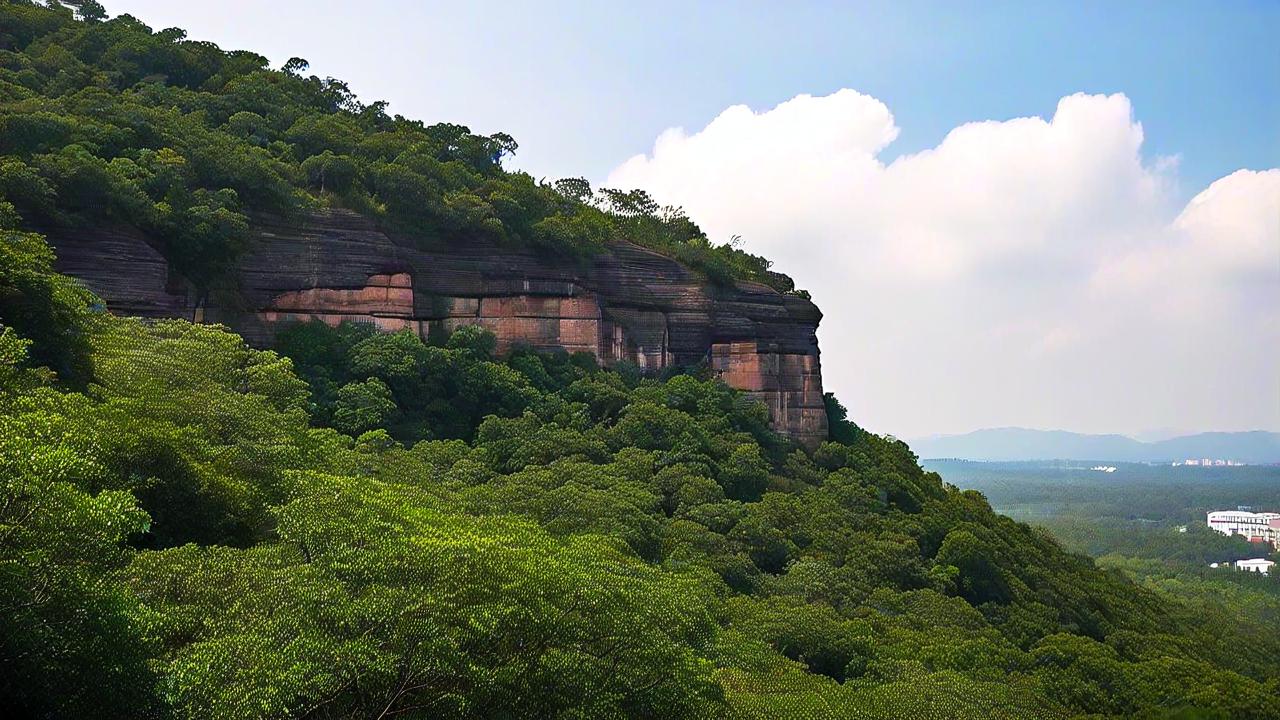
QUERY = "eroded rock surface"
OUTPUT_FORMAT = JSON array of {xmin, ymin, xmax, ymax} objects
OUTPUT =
[{"xmin": 50, "ymin": 209, "xmax": 828, "ymax": 446}]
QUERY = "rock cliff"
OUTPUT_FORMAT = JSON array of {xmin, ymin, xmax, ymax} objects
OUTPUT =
[{"xmin": 49, "ymin": 209, "xmax": 828, "ymax": 446}]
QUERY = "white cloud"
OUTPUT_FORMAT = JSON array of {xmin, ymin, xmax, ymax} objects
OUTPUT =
[{"xmin": 607, "ymin": 91, "xmax": 1280, "ymax": 438}]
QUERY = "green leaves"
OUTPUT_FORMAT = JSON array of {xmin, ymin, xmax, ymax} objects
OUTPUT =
[
  {"xmin": 0, "ymin": 394, "xmax": 159, "ymax": 717},
  {"xmin": 124, "ymin": 472, "xmax": 722, "ymax": 719},
  {"xmin": 332, "ymin": 376, "xmax": 397, "ymax": 435},
  {"xmin": 0, "ymin": 229, "xmax": 96, "ymax": 385},
  {"xmin": 936, "ymin": 528, "xmax": 1012, "ymax": 605}
]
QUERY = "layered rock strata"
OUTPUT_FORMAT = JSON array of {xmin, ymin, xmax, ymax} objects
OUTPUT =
[{"xmin": 49, "ymin": 209, "xmax": 828, "ymax": 446}]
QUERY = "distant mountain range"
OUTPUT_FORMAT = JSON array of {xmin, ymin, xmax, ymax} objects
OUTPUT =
[{"xmin": 909, "ymin": 428, "xmax": 1280, "ymax": 464}]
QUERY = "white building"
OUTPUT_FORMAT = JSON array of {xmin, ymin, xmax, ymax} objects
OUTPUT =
[
  {"xmin": 1235, "ymin": 558, "xmax": 1275, "ymax": 575},
  {"xmin": 1207, "ymin": 510, "xmax": 1280, "ymax": 549}
]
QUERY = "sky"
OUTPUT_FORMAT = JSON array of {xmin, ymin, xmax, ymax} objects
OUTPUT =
[{"xmin": 102, "ymin": 1, "xmax": 1280, "ymax": 439}]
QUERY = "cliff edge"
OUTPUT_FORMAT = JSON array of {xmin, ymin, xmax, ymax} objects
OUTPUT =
[{"xmin": 50, "ymin": 209, "xmax": 828, "ymax": 446}]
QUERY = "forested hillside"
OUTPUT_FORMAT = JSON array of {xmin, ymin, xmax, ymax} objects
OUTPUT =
[
  {"xmin": 0, "ymin": 0, "xmax": 796, "ymax": 295},
  {"xmin": 2, "ymin": 3, "xmax": 1279, "ymax": 719}
]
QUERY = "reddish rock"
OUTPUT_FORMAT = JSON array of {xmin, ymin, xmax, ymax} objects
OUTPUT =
[
  {"xmin": 710, "ymin": 342, "xmax": 828, "ymax": 449},
  {"xmin": 50, "ymin": 209, "xmax": 828, "ymax": 446}
]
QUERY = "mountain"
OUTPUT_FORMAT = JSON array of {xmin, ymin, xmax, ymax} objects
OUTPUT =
[
  {"xmin": 911, "ymin": 427, "xmax": 1280, "ymax": 463},
  {"xmin": 1149, "ymin": 431, "xmax": 1280, "ymax": 464}
]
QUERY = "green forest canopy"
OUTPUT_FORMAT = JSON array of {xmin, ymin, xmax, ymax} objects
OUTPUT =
[
  {"xmin": 0, "ymin": 0, "xmax": 797, "ymax": 293},
  {"xmin": 2, "ymin": 2, "xmax": 1280, "ymax": 719}
]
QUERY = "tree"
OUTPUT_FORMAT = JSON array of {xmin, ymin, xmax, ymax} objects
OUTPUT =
[
  {"xmin": 128, "ymin": 472, "xmax": 724, "ymax": 719},
  {"xmin": 0, "ymin": 386, "xmax": 160, "ymax": 717},
  {"xmin": 445, "ymin": 323, "xmax": 497, "ymax": 359},
  {"xmin": 823, "ymin": 392, "xmax": 862, "ymax": 445},
  {"xmin": 721, "ymin": 444, "xmax": 771, "ymax": 502},
  {"xmin": 0, "ymin": 231, "xmax": 95, "ymax": 385},
  {"xmin": 935, "ymin": 528, "xmax": 1011, "ymax": 605},
  {"xmin": 281, "ymin": 56, "xmax": 309, "ymax": 74},
  {"xmin": 300, "ymin": 150, "xmax": 358, "ymax": 193},
  {"xmin": 332, "ymin": 376, "xmax": 397, "ymax": 435}
]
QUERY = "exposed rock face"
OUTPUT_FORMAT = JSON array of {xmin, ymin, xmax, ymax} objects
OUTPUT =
[
  {"xmin": 49, "ymin": 225, "xmax": 192, "ymax": 318},
  {"xmin": 49, "ymin": 209, "xmax": 828, "ymax": 446}
]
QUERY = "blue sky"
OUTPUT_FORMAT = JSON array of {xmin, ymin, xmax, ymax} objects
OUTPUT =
[{"xmin": 102, "ymin": 1, "xmax": 1280, "ymax": 437}]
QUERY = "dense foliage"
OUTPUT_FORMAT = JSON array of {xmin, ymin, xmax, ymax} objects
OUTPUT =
[
  {"xmin": 0, "ymin": 0, "xmax": 793, "ymax": 293},
  {"xmin": 5, "ymin": 229, "xmax": 1280, "ymax": 718}
]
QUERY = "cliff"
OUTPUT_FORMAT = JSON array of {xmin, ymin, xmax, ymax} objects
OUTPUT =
[{"xmin": 49, "ymin": 209, "xmax": 828, "ymax": 446}]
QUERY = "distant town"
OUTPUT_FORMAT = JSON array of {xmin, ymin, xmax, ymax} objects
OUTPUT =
[
  {"xmin": 1175, "ymin": 459, "xmax": 1250, "ymax": 467},
  {"xmin": 1206, "ymin": 508, "xmax": 1279, "ymax": 576}
]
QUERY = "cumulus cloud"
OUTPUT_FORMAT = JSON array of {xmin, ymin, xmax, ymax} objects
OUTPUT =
[{"xmin": 607, "ymin": 91, "xmax": 1280, "ymax": 438}]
